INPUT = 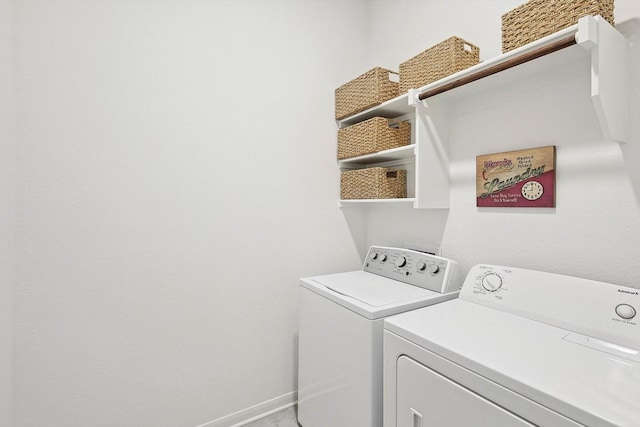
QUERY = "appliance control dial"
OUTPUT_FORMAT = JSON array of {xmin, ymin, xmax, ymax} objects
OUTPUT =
[
  {"xmin": 370, "ymin": 252, "xmax": 378, "ymax": 260},
  {"xmin": 481, "ymin": 273, "xmax": 503, "ymax": 292},
  {"xmin": 395, "ymin": 256, "xmax": 407, "ymax": 268},
  {"xmin": 380, "ymin": 254, "xmax": 387, "ymax": 262},
  {"xmin": 416, "ymin": 261, "xmax": 427, "ymax": 271},
  {"xmin": 615, "ymin": 304, "xmax": 637, "ymax": 320},
  {"xmin": 428, "ymin": 264, "xmax": 440, "ymax": 274}
]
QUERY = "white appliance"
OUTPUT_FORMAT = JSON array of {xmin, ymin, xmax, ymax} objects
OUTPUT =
[
  {"xmin": 384, "ymin": 264, "xmax": 640, "ymax": 427},
  {"xmin": 297, "ymin": 246, "xmax": 461, "ymax": 427}
]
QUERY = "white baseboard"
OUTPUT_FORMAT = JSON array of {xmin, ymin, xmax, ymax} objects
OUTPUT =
[{"xmin": 196, "ymin": 391, "xmax": 298, "ymax": 427}]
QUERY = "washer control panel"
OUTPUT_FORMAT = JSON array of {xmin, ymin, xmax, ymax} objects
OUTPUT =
[
  {"xmin": 363, "ymin": 246, "xmax": 460, "ymax": 293},
  {"xmin": 461, "ymin": 264, "xmax": 639, "ymax": 351}
]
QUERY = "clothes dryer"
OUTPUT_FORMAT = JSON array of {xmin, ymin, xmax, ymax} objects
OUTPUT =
[
  {"xmin": 384, "ymin": 264, "xmax": 640, "ymax": 427},
  {"xmin": 298, "ymin": 246, "xmax": 460, "ymax": 427}
]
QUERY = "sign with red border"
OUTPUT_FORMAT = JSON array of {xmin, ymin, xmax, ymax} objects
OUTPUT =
[{"xmin": 476, "ymin": 146, "xmax": 556, "ymax": 208}]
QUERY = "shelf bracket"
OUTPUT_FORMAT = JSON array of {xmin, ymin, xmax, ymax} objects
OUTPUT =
[
  {"xmin": 409, "ymin": 87, "xmax": 444, "ymax": 115},
  {"xmin": 576, "ymin": 15, "xmax": 629, "ymax": 143},
  {"xmin": 408, "ymin": 88, "xmax": 429, "ymax": 110},
  {"xmin": 408, "ymin": 91, "xmax": 450, "ymax": 209}
]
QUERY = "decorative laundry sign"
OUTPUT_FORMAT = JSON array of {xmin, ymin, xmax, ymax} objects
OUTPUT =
[{"xmin": 476, "ymin": 146, "xmax": 556, "ymax": 207}]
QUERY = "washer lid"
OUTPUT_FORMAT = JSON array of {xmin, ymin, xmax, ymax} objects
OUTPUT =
[
  {"xmin": 313, "ymin": 271, "xmax": 433, "ymax": 306},
  {"xmin": 301, "ymin": 271, "xmax": 457, "ymax": 320}
]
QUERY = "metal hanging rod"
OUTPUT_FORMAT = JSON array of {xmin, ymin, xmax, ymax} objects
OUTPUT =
[{"xmin": 417, "ymin": 34, "xmax": 578, "ymax": 101}]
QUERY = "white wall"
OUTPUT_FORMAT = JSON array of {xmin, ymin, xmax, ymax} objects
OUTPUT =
[
  {"xmin": 7, "ymin": 1, "xmax": 368, "ymax": 426},
  {"xmin": 0, "ymin": 1, "xmax": 16, "ymax": 426},
  {"xmin": 365, "ymin": 0, "xmax": 640, "ymax": 288}
]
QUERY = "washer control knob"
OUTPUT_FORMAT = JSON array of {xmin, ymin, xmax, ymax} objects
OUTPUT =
[
  {"xmin": 380, "ymin": 254, "xmax": 387, "ymax": 262},
  {"xmin": 481, "ymin": 273, "xmax": 503, "ymax": 292},
  {"xmin": 616, "ymin": 304, "xmax": 637, "ymax": 320},
  {"xmin": 395, "ymin": 256, "xmax": 407, "ymax": 268},
  {"xmin": 416, "ymin": 261, "xmax": 427, "ymax": 271},
  {"xmin": 370, "ymin": 252, "xmax": 378, "ymax": 260},
  {"xmin": 428, "ymin": 264, "xmax": 440, "ymax": 274}
]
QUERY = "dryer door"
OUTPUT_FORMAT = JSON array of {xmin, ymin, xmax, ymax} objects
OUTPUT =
[{"xmin": 396, "ymin": 356, "xmax": 534, "ymax": 427}]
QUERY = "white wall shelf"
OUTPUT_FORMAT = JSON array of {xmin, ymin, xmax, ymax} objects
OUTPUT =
[
  {"xmin": 338, "ymin": 144, "xmax": 416, "ymax": 167},
  {"xmin": 338, "ymin": 15, "xmax": 628, "ymax": 209},
  {"xmin": 339, "ymin": 198, "xmax": 417, "ymax": 207},
  {"xmin": 337, "ymin": 94, "xmax": 411, "ymax": 129},
  {"xmin": 410, "ymin": 15, "xmax": 628, "ymax": 143}
]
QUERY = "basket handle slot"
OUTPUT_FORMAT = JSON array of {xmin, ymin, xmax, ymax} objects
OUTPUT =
[
  {"xmin": 388, "ymin": 72, "xmax": 400, "ymax": 83},
  {"xmin": 386, "ymin": 171, "xmax": 398, "ymax": 178},
  {"xmin": 387, "ymin": 119, "xmax": 408, "ymax": 129}
]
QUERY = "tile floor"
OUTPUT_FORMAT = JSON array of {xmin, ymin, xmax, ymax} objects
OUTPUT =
[{"xmin": 242, "ymin": 406, "xmax": 300, "ymax": 427}]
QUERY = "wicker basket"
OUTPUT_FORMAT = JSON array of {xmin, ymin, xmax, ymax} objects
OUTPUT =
[
  {"xmin": 338, "ymin": 117, "xmax": 411, "ymax": 160},
  {"xmin": 340, "ymin": 167, "xmax": 407, "ymax": 200},
  {"xmin": 399, "ymin": 37, "xmax": 480, "ymax": 93},
  {"xmin": 502, "ymin": 0, "xmax": 615, "ymax": 52},
  {"xmin": 335, "ymin": 67, "xmax": 400, "ymax": 120}
]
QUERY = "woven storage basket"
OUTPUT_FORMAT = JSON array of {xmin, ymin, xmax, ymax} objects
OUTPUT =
[
  {"xmin": 399, "ymin": 36, "xmax": 480, "ymax": 93},
  {"xmin": 335, "ymin": 67, "xmax": 400, "ymax": 120},
  {"xmin": 340, "ymin": 167, "xmax": 407, "ymax": 200},
  {"xmin": 502, "ymin": 0, "xmax": 615, "ymax": 52},
  {"xmin": 338, "ymin": 117, "xmax": 411, "ymax": 160}
]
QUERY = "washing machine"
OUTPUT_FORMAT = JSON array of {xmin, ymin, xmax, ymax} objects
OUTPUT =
[
  {"xmin": 384, "ymin": 264, "xmax": 640, "ymax": 427},
  {"xmin": 297, "ymin": 246, "xmax": 461, "ymax": 427}
]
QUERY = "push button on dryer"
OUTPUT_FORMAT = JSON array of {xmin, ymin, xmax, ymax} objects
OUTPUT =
[{"xmin": 615, "ymin": 304, "xmax": 637, "ymax": 320}]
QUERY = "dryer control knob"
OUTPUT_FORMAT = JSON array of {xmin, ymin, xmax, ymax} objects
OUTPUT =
[
  {"xmin": 416, "ymin": 261, "xmax": 427, "ymax": 271},
  {"xmin": 395, "ymin": 256, "xmax": 407, "ymax": 268},
  {"xmin": 428, "ymin": 264, "xmax": 440, "ymax": 274},
  {"xmin": 616, "ymin": 304, "xmax": 637, "ymax": 320},
  {"xmin": 380, "ymin": 254, "xmax": 387, "ymax": 262},
  {"xmin": 481, "ymin": 273, "xmax": 503, "ymax": 292},
  {"xmin": 370, "ymin": 252, "xmax": 378, "ymax": 260}
]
